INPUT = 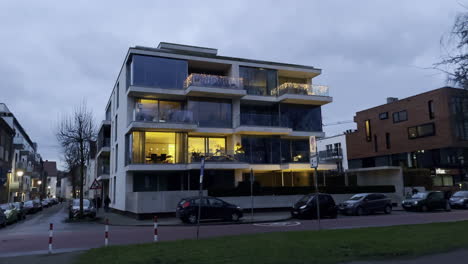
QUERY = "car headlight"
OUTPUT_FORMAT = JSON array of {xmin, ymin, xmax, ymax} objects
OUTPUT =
[
  {"xmin": 413, "ymin": 201, "xmax": 418, "ymax": 205},
  {"xmin": 299, "ymin": 205, "xmax": 307, "ymax": 210}
]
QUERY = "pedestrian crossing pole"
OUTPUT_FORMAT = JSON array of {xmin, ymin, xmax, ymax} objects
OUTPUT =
[
  {"xmin": 105, "ymin": 218, "xmax": 109, "ymax": 246},
  {"xmin": 48, "ymin": 223, "xmax": 53, "ymax": 254},
  {"xmin": 196, "ymin": 157, "xmax": 205, "ymax": 240}
]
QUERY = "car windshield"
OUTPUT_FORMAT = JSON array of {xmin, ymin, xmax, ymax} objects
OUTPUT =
[
  {"xmin": 72, "ymin": 199, "xmax": 90, "ymax": 207},
  {"xmin": 298, "ymin": 195, "xmax": 314, "ymax": 203},
  {"xmin": 0, "ymin": 204, "xmax": 9, "ymax": 210},
  {"xmin": 24, "ymin": 201, "xmax": 33, "ymax": 205},
  {"xmin": 349, "ymin": 194, "xmax": 365, "ymax": 201},
  {"xmin": 412, "ymin": 192, "xmax": 428, "ymax": 199},
  {"xmin": 453, "ymin": 191, "xmax": 468, "ymax": 198}
]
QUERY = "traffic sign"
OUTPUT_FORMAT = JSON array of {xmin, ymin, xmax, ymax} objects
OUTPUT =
[{"xmin": 90, "ymin": 179, "xmax": 102, "ymax": 190}]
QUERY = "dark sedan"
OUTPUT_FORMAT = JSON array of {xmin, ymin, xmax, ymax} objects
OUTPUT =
[
  {"xmin": 12, "ymin": 202, "xmax": 27, "ymax": 220},
  {"xmin": 402, "ymin": 191, "xmax": 451, "ymax": 212},
  {"xmin": 338, "ymin": 193, "xmax": 392, "ymax": 216},
  {"xmin": 449, "ymin": 191, "xmax": 468, "ymax": 209},
  {"xmin": 176, "ymin": 196, "xmax": 243, "ymax": 224},
  {"xmin": 291, "ymin": 193, "xmax": 337, "ymax": 219}
]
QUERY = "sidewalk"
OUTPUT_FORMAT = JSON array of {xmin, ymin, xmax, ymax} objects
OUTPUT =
[{"xmin": 96, "ymin": 210, "xmax": 291, "ymax": 226}]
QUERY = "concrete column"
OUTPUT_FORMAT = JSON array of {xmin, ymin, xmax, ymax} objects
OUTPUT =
[
  {"xmin": 232, "ymin": 98, "xmax": 241, "ymax": 128},
  {"xmin": 344, "ymin": 172, "xmax": 349, "ymax": 186}
]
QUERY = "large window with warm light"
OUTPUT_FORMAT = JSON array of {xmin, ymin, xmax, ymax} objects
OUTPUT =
[
  {"xmin": 188, "ymin": 137, "xmax": 226, "ymax": 162},
  {"xmin": 130, "ymin": 132, "xmax": 187, "ymax": 164}
]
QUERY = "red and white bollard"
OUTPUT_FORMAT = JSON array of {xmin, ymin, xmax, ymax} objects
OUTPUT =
[
  {"xmin": 153, "ymin": 216, "xmax": 158, "ymax": 242},
  {"xmin": 105, "ymin": 218, "xmax": 109, "ymax": 246},
  {"xmin": 48, "ymin": 223, "xmax": 53, "ymax": 254}
]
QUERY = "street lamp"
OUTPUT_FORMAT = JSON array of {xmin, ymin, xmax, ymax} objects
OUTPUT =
[
  {"xmin": 16, "ymin": 170, "xmax": 24, "ymax": 202},
  {"xmin": 16, "ymin": 170, "xmax": 24, "ymax": 177},
  {"xmin": 38, "ymin": 180, "xmax": 42, "ymax": 185}
]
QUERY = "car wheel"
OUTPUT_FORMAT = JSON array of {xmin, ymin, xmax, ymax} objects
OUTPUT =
[
  {"xmin": 188, "ymin": 214, "xmax": 197, "ymax": 224},
  {"xmin": 421, "ymin": 205, "xmax": 428, "ymax": 212},
  {"xmin": 231, "ymin": 212, "xmax": 240, "ymax": 222},
  {"xmin": 445, "ymin": 202, "xmax": 451, "ymax": 212},
  {"xmin": 355, "ymin": 206, "xmax": 364, "ymax": 216},
  {"xmin": 384, "ymin": 205, "xmax": 392, "ymax": 214}
]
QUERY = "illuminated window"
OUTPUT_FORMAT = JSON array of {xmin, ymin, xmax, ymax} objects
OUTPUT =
[
  {"xmin": 365, "ymin": 120, "xmax": 372, "ymax": 142},
  {"xmin": 188, "ymin": 137, "xmax": 226, "ymax": 162}
]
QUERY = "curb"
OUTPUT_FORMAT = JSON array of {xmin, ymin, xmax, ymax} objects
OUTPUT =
[{"xmin": 97, "ymin": 216, "xmax": 293, "ymax": 227}]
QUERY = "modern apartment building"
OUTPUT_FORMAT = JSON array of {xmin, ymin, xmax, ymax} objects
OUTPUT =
[
  {"xmin": 103, "ymin": 42, "xmax": 332, "ymax": 215},
  {"xmin": 0, "ymin": 103, "xmax": 43, "ymax": 202},
  {"xmin": 346, "ymin": 87, "xmax": 468, "ymax": 189}
]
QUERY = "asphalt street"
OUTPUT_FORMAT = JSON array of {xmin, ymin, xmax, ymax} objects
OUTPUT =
[{"xmin": 1, "ymin": 203, "xmax": 468, "ymax": 257}]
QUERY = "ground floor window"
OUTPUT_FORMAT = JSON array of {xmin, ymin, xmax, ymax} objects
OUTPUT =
[
  {"xmin": 243, "ymin": 171, "xmax": 316, "ymax": 187},
  {"xmin": 433, "ymin": 175, "xmax": 454, "ymax": 187}
]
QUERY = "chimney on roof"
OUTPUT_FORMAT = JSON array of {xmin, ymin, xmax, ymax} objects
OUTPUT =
[{"xmin": 387, "ymin": 97, "xmax": 398, "ymax": 104}]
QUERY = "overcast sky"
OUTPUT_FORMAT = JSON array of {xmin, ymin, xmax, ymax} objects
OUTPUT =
[{"xmin": 0, "ymin": 0, "xmax": 463, "ymax": 169}]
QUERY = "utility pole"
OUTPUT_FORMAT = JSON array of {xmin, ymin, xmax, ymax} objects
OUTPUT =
[{"xmin": 196, "ymin": 157, "xmax": 205, "ymax": 240}]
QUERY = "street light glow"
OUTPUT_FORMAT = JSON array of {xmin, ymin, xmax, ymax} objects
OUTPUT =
[
  {"xmin": 38, "ymin": 180, "xmax": 42, "ymax": 185},
  {"xmin": 16, "ymin": 170, "xmax": 24, "ymax": 177}
]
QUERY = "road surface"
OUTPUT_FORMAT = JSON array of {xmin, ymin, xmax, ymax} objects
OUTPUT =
[{"xmin": 1, "ymin": 204, "xmax": 468, "ymax": 257}]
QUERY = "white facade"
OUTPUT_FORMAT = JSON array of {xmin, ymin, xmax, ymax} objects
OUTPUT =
[
  {"xmin": 104, "ymin": 43, "xmax": 333, "ymax": 215},
  {"xmin": 47, "ymin": 177, "xmax": 57, "ymax": 198},
  {"xmin": 317, "ymin": 134, "xmax": 348, "ymax": 171},
  {"xmin": 60, "ymin": 177, "xmax": 73, "ymax": 199}
]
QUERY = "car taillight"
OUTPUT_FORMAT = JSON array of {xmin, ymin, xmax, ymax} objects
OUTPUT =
[{"xmin": 182, "ymin": 201, "xmax": 190, "ymax": 208}]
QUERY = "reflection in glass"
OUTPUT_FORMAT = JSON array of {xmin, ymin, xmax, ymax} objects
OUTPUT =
[
  {"xmin": 188, "ymin": 98, "xmax": 232, "ymax": 128},
  {"xmin": 131, "ymin": 55, "xmax": 187, "ymax": 89},
  {"xmin": 280, "ymin": 104, "xmax": 322, "ymax": 132},
  {"xmin": 239, "ymin": 67, "xmax": 277, "ymax": 96}
]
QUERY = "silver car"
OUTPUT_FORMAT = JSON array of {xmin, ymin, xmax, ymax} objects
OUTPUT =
[{"xmin": 68, "ymin": 199, "xmax": 96, "ymax": 219}]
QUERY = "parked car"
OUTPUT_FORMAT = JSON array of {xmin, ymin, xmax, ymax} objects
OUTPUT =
[
  {"xmin": 176, "ymin": 196, "xmax": 243, "ymax": 224},
  {"xmin": 338, "ymin": 193, "xmax": 392, "ymax": 216},
  {"xmin": 449, "ymin": 191, "xmax": 468, "ymax": 209},
  {"xmin": 41, "ymin": 198, "xmax": 51, "ymax": 208},
  {"xmin": 0, "ymin": 209, "xmax": 6, "ymax": 227},
  {"xmin": 12, "ymin": 202, "xmax": 26, "ymax": 220},
  {"xmin": 33, "ymin": 199, "xmax": 43, "ymax": 211},
  {"xmin": 23, "ymin": 200, "xmax": 41, "ymax": 214},
  {"xmin": 402, "ymin": 191, "xmax": 451, "ymax": 212},
  {"xmin": 68, "ymin": 199, "xmax": 97, "ymax": 219},
  {"xmin": 0, "ymin": 203, "xmax": 18, "ymax": 224},
  {"xmin": 291, "ymin": 193, "xmax": 337, "ymax": 219}
]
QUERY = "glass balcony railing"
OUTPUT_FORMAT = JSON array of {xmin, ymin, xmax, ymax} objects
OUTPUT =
[
  {"xmin": 100, "ymin": 138, "xmax": 110, "ymax": 148},
  {"xmin": 184, "ymin": 73, "xmax": 243, "ymax": 90},
  {"xmin": 276, "ymin": 83, "xmax": 329, "ymax": 97},
  {"xmin": 189, "ymin": 150, "xmax": 247, "ymax": 163},
  {"xmin": 283, "ymin": 151, "xmax": 310, "ymax": 163},
  {"xmin": 134, "ymin": 104, "xmax": 195, "ymax": 124},
  {"xmin": 239, "ymin": 113, "xmax": 289, "ymax": 127}
]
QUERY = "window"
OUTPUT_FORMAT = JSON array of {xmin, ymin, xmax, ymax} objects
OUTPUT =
[
  {"xmin": 379, "ymin": 112, "xmax": 388, "ymax": 120},
  {"xmin": 408, "ymin": 123, "xmax": 435, "ymax": 139},
  {"xmin": 130, "ymin": 55, "xmax": 188, "ymax": 89},
  {"xmin": 393, "ymin": 110, "xmax": 408, "ymax": 123},
  {"xmin": 134, "ymin": 99, "xmax": 190, "ymax": 123},
  {"xmin": 365, "ymin": 120, "xmax": 372, "ymax": 142},
  {"xmin": 280, "ymin": 104, "xmax": 322, "ymax": 132},
  {"xmin": 130, "ymin": 132, "xmax": 187, "ymax": 164},
  {"xmin": 239, "ymin": 66, "xmax": 277, "ymax": 96},
  {"xmin": 188, "ymin": 98, "xmax": 232, "ymax": 128},
  {"xmin": 116, "ymin": 82, "xmax": 119, "ymax": 109},
  {"xmin": 115, "ymin": 144, "xmax": 118, "ymax": 172},
  {"xmin": 428, "ymin": 100, "xmax": 434, "ymax": 119},
  {"xmin": 188, "ymin": 137, "xmax": 226, "ymax": 162},
  {"xmin": 113, "ymin": 176, "xmax": 116, "ymax": 204},
  {"xmin": 385, "ymin": 133, "xmax": 391, "ymax": 149},
  {"xmin": 114, "ymin": 115, "xmax": 118, "ymax": 142},
  {"xmin": 373, "ymin": 135, "xmax": 378, "ymax": 152}
]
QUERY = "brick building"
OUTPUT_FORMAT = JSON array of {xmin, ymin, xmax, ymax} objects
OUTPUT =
[{"xmin": 346, "ymin": 87, "xmax": 468, "ymax": 188}]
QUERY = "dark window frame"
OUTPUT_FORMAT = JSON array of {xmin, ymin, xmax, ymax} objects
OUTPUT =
[
  {"xmin": 385, "ymin": 132, "xmax": 391, "ymax": 149},
  {"xmin": 408, "ymin": 123, "xmax": 436, "ymax": 139},
  {"xmin": 393, "ymin": 110, "xmax": 408, "ymax": 123},
  {"xmin": 428, "ymin": 100, "xmax": 434, "ymax": 119},
  {"xmin": 379, "ymin": 112, "xmax": 388, "ymax": 120}
]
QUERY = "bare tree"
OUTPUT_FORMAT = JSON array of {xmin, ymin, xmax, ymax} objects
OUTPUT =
[
  {"xmin": 62, "ymin": 143, "xmax": 80, "ymax": 199},
  {"xmin": 56, "ymin": 102, "xmax": 96, "ymax": 216},
  {"xmin": 435, "ymin": 9, "xmax": 468, "ymax": 89}
]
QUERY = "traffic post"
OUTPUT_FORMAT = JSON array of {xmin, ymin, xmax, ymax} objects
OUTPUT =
[
  {"xmin": 105, "ymin": 218, "xmax": 109, "ymax": 246},
  {"xmin": 196, "ymin": 157, "xmax": 205, "ymax": 240},
  {"xmin": 48, "ymin": 223, "xmax": 53, "ymax": 254},
  {"xmin": 309, "ymin": 136, "xmax": 321, "ymax": 230},
  {"xmin": 154, "ymin": 216, "xmax": 158, "ymax": 242}
]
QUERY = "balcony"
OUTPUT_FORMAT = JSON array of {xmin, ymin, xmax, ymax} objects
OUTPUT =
[
  {"xmin": 275, "ymin": 83, "xmax": 331, "ymax": 105},
  {"xmin": 184, "ymin": 74, "xmax": 246, "ymax": 98},
  {"xmin": 131, "ymin": 104, "xmax": 197, "ymax": 132},
  {"xmin": 319, "ymin": 148, "xmax": 343, "ymax": 161},
  {"xmin": 236, "ymin": 113, "xmax": 291, "ymax": 135}
]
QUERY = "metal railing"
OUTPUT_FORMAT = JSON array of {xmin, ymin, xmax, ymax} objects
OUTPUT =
[
  {"xmin": 189, "ymin": 150, "xmax": 247, "ymax": 163},
  {"xmin": 276, "ymin": 83, "xmax": 329, "ymax": 97},
  {"xmin": 184, "ymin": 73, "xmax": 243, "ymax": 90},
  {"xmin": 318, "ymin": 148, "xmax": 343, "ymax": 160}
]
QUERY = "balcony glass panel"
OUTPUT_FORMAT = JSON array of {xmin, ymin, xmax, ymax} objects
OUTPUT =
[
  {"xmin": 188, "ymin": 137, "xmax": 240, "ymax": 162},
  {"xmin": 280, "ymin": 104, "xmax": 323, "ymax": 132},
  {"xmin": 134, "ymin": 99, "xmax": 194, "ymax": 123},
  {"xmin": 184, "ymin": 73, "xmax": 243, "ymax": 89},
  {"xmin": 188, "ymin": 98, "xmax": 232, "ymax": 128},
  {"xmin": 240, "ymin": 103, "xmax": 288, "ymax": 127},
  {"xmin": 239, "ymin": 66, "xmax": 277, "ymax": 96},
  {"xmin": 241, "ymin": 136, "xmax": 280, "ymax": 164},
  {"xmin": 281, "ymin": 139, "xmax": 310, "ymax": 163},
  {"xmin": 277, "ymin": 83, "xmax": 329, "ymax": 96},
  {"xmin": 131, "ymin": 55, "xmax": 187, "ymax": 89}
]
